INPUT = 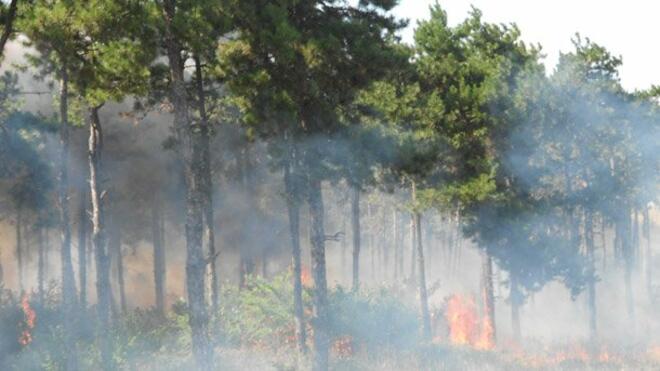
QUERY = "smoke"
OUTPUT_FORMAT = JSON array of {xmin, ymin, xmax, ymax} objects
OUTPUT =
[{"xmin": 0, "ymin": 21, "xmax": 658, "ymax": 371}]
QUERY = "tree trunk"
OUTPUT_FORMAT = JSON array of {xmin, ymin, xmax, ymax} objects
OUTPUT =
[
  {"xmin": 78, "ymin": 192, "xmax": 88, "ymax": 309},
  {"xmin": 284, "ymin": 152, "xmax": 307, "ymax": 355},
  {"xmin": 633, "ymin": 210, "xmax": 640, "ymax": 261},
  {"xmin": 194, "ymin": 55, "xmax": 218, "ymax": 314},
  {"xmin": 398, "ymin": 214, "xmax": 405, "ymax": 279},
  {"xmin": 644, "ymin": 207, "xmax": 652, "ymax": 301},
  {"xmin": 393, "ymin": 210, "xmax": 399, "ymax": 280},
  {"xmin": 351, "ymin": 185, "xmax": 361, "ymax": 291},
  {"xmin": 15, "ymin": 206, "xmax": 23, "ymax": 293},
  {"xmin": 58, "ymin": 68, "xmax": 77, "ymax": 312},
  {"xmin": 89, "ymin": 104, "xmax": 112, "ymax": 370},
  {"xmin": 161, "ymin": 2, "xmax": 211, "ymax": 369},
  {"xmin": 601, "ymin": 215, "xmax": 607, "ymax": 273},
  {"xmin": 38, "ymin": 224, "xmax": 45, "ymax": 303},
  {"xmin": 412, "ymin": 182, "xmax": 431, "ymax": 341},
  {"xmin": 58, "ymin": 68, "xmax": 78, "ymax": 371},
  {"xmin": 409, "ymin": 215, "xmax": 416, "ymax": 281},
  {"xmin": 110, "ymin": 221, "xmax": 126, "ymax": 314},
  {"xmin": 481, "ymin": 252, "xmax": 496, "ymax": 344},
  {"xmin": 0, "ymin": 0, "xmax": 18, "ymax": 58},
  {"xmin": 585, "ymin": 210, "xmax": 597, "ymax": 342},
  {"xmin": 239, "ymin": 253, "xmax": 255, "ymax": 288},
  {"xmin": 238, "ymin": 147, "xmax": 253, "ymax": 289},
  {"xmin": 340, "ymin": 214, "xmax": 347, "ymax": 281},
  {"xmin": 261, "ymin": 249, "xmax": 268, "ymax": 278},
  {"xmin": 368, "ymin": 203, "xmax": 375, "ymax": 282},
  {"xmin": 308, "ymin": 177, "xmax": 329, "ymax": 371},
  {"xmin": 510, "ymin": 272, "xmax": 522, "ymax": 341},
  {"xmin": 378, "ymin": 215, "xmax": 386, "ymax": 282},
  {"xmin": 615, "ymin": 208, "xmax": 635, "ymax": 325},
  {"xmin": 152, "ymin": 200, "xmax": 166, "ymax": 316}
]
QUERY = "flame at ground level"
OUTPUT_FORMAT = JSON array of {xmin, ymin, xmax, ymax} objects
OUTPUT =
[
  {"xmin": 445, "ymin": 294, "xmax": 494, "ymax": 350},
  {"xmin": 18, "ymin": 294, "xmax": 36, "ymax": 346}
]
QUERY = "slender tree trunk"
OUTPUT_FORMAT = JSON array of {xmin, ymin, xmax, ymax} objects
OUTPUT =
[
  {"xmin": 15, "ymin": 206, "xmax": 23, "ymax": 293},
  {"xmin": 393, "ymin": 210, "xmax": 399, "ymax": 280},
  {"xmin": 399, "ymin": 214, "xmax": 405, "ymax": 279},
  {"xmin": 58, "ymin": 68, "xmax": 78, "ymax": 371},
  {"xmin": 45, "ymin": 228, "xmax": 50, "ymax": 278},
  {"xmin": 284, "ymin": 152, "xmax": 307, "ymax": 355},
  {"xmin": 481, "ymin": 252, "xmax": 496, "ymax": 344},
  {"xmin": 633, "ymin": 210, "xmax": 640, "ymax": 262},
  {"xmin": 239, "ymin": 253, "xmax": 255, "ymax": 288},
  {"xmin": 644, "ymin": 207, "xmax": 652, "ymax": 301},
  {"xmin": 194, "ymin": 55, "xmax": 218, "ymax": 314},
  {"xmin": 308, "ymin": 177, "xmax": 329, "ymax": 371},
  {"xmin": 368, "ymin": 203, "xmax": 375, "ymax": 282},
  {"xmin": 340, "ymin": 215, "xmax": 347, "ymax": 281},
  {"xmin": 58, "ymin": 68, "xmax": 77, "ymax": 309},
  {"xmin": 409, "ymin": 215, "xmax": 416, "ymax": 281},
  {"xmin": 238, "ymin": 147, "xmax": 255, "ymax": 289},
  {"xmin": 585, "ymin": 210, "xmax": 597, "ymax": 342},
  {"xmin": 621, "ymin": 210, "xmax": 635, "ymax": 324},
  {"xmin": 162, "ymin": 2, "xmax": 211, "ymax": 368},
  {"xmin": 383, "ymin": 216, "xmax": 390, "ymax": 282},
  {"xmin": 152, "ymin": 200, "xmax": 166, "ymax": 316},
  {"xmin": 38, "ymin": 224, "xmax": 45, "ymax": 303},
  {"xmin": 89, "ymin": 105, "xmax": 112, "ymax": 370},
  {"xmin": 601, "ymin": 215, "xmax": 607, "ymax": 273},
  {"xmin": 412, "ymin": 182, "xmax": 431, "ymax": 341},
  {"xmin": 111, "ymin": 221, "xmax": 127, "ymax": 314},
  {"xmin": 78, "ymin": 192, "xmax": 88, "ymax": 309},
  {"xmin": 261, "ymin": 249, "xmax": 268, "ymax": 278},
  {"xmin": 351, "ymin": 185, "xmax": 361, "ymax": 291},
  {"xmin": 510, "ymin": 272, "xmax": 522, "ymax": 341}
]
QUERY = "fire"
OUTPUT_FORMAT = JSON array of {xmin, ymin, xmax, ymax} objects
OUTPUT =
[
  {"xmin": 474, "ymin": 311, "xmax": 495, "ymax": 350},
  {"xmin": 18, "ymin": 294, "xmax": 36, "ymax": 346},
  {"xmin": 445, "ymin": 294, "xmax": 494, "ymax": 350},
  {"xmin": 446, "ymin": 295, "xmax": 478, "ymax": 345},
  {"xmin": 300, "ymin": 266, "xmax": 312, "ymax": 287}
]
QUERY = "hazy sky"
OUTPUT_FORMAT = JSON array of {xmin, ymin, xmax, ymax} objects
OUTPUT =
[{"xmin": 392, "ymin": 0, "xmax": 660, "ymax": 91}]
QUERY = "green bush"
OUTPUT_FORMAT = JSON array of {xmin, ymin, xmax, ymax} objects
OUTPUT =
[
  {"xmin": 218, "ymin": 271, "xmax": 306, "ymax": 348},
  {"xmin": 216, "ymin": 271, "xmax": 420, "ymax": 355},
  {"xmin": 329, "ymin": 286, "xmax": 420, "ymax": 354}
]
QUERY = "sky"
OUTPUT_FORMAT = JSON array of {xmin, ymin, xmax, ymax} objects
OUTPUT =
[{"xmin": 392, "ymin": 0, "xmax": 660, "ymax": 92}]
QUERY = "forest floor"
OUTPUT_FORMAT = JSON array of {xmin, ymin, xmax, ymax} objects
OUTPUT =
[
  {"xmin": 3, "ymin": 275, "xmax": 660, "ymax": 370},
  {"xmin": 131, "ymin": 344, "xmax": 660, "ymax": 370}
]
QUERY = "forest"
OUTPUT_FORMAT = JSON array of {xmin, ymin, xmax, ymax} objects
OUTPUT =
[{"xmin": 0, "ymin": 0, "xmax": 658, "ymax": 370}]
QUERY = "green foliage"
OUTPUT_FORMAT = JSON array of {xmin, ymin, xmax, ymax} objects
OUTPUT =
[
  {"xmin": 219, "ymin": 0, "xmax": 407, "ymax": 185},
  {"xmin": 110, "ymin": 307, "xmax": 192, "ymax": 369},
  {"xmin": 19, "ymin": 0, "xmax": 156, "ymax": 107},
  {"xmin": 329, "ymin": 287, "xmax": 420, "ymax": 353},
  {"xmin": 217, "ymin": 271, "xmax": 419, "ymax": 355},
  {"xmin": 218, "ymin": 272, "xmax": 304, "ymax": 348}
]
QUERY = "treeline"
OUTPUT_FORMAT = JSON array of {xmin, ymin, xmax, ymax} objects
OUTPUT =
[{"xmin": 0, "ymin": 1, "xmax": 658, "ymax": 370}]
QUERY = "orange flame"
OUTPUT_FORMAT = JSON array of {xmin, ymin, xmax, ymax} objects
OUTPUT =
[
  {"xmin": 475, "ymin": 312, "xmax": 495, "ymax": 350},
  {"xmin": 445, "ymin": 294, "xmax": 494, "ymax": 350},
  {"xmin": 446, "ymin": 295, "xmax": 478, "ymax": 345},
  {"xmin": 300, "ymin": 266, "xmax": 312, "ymax": 287},
  {"xmin": 18, "ymin": 294, "xmax": 36, "ymax": 346}
]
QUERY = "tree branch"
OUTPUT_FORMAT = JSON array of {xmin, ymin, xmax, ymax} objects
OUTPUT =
[{"xmin": 0, "ymin": 0, "xmax": 19, "ymax": 61}]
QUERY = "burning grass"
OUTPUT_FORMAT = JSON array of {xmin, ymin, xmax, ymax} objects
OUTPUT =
[{"xmin": 1, "ymin": 281, "xmax": 660, "ymax": 370}]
